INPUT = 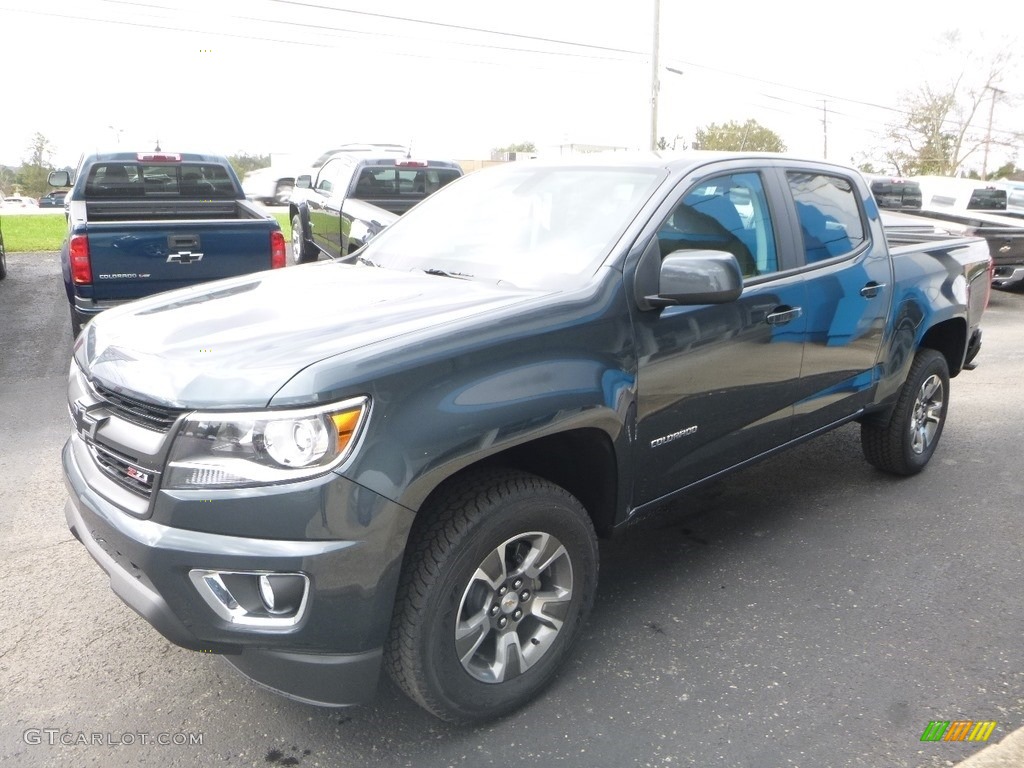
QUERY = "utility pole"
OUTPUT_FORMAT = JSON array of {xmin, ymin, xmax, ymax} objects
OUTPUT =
[
  {"xmin": 982, "ymin": 86, "xmax": 1004, "ymax": 181},
  {"xmin": 649, "ymin": 0, "xmax": 661, "ymax": 151},
  {"xmin": 820, "ymin": 100, "xmax": 829, "ymax": 160}
]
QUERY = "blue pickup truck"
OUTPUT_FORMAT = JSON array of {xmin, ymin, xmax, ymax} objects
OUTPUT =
[
  {"xmin": 49, "ymin": 152, "xmax": 286, "ymax": 336},
  {"xmin": 62, "ymin": 153, "xmax": 989, "ymax": 723}
]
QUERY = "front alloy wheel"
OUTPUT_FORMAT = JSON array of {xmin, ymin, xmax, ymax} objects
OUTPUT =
[
  {"xmin": 385, "ymin": 469, "xmax": 598, "ymax": 723},
  {"xmin": 456, "ymin": 531, "xmax": 574, "ymax": 684}
]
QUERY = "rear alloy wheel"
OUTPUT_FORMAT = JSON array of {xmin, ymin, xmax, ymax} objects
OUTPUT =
[
  {"xmin": 385, "ymin": 469, "xmax": 598, "ymax": 723},
  {"xmin": 290, "ymin": 214, "xmax": 318, "ymax": 264},
  {"xmin": 861, "ymin": 348, "xmax": 949, "ymax": 475}
]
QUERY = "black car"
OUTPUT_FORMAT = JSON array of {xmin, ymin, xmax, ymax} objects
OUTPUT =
[{"xmin": 38, "ymin": 189, "xmax": 69, "ymax": 208}]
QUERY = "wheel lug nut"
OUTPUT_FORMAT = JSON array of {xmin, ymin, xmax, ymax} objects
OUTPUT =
[
  {"xmin": 498, "ymin": 617, "xmax": 507, "ymax": 629},
  {"xmin": 513, "ymin": 609, "xmax": 522, "ymax": 620},
  {"xmin": 513, "ymin": 578, "xmax": 523, "ymax": 589},
  {"xmin": 520, "ymin": 590, "xmax": 530, "ymax": 601},
  {"xmin": 498, "ymin": 586, "xmax": 508, "ymax": 596},
  {"xmin": 490, "ymin": 605, "xmax": 500, "ymax": 616}
]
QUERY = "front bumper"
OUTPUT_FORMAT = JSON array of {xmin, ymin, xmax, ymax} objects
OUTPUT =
[{"xmin": 62, "ymin": 436, "xmax": 415, "ymax": 706}]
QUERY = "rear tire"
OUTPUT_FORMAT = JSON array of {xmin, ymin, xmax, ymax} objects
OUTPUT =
[
  {"xmin": 861, "ymin": 348, "xmax": 949, "ymax": 475},
  {"xmin": 290, "ymin": 214, "xmax": 318, "ymax": 264},
  {"xmin": 0, "ymin": 248, "xmax": 6, "ymax": 280},
  {"xmin": 385, "ymin": 469, "xmax": 598, "ymax": 723}
]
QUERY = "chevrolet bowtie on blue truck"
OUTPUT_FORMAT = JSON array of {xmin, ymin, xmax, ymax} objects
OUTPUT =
[
  {"xmin": 49, "ymin": 152, "xmax": 286, "ymax": 337},
  {"xmin": 62, "ymin": 153, "xmax": 989, "ymax": 723}
]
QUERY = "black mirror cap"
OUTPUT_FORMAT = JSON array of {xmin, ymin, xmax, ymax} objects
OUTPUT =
[
  {"xmin": 652, "ymin": 250, "xmax": 743, "ymax": 306},
  {"xmin": 295, "ymin": 174, "xmax": 312, "ymax": 189},
  {"xmin": 48, "ymin": 170, "xmax": 71, "ymax": 188}
]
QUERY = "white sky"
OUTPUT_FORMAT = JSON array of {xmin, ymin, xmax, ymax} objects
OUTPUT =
[{"xmin": 0, "ymin": 0, "xmax": 1020, "ymax": 172}]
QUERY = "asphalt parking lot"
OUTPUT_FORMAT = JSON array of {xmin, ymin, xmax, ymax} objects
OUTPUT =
[{"xmin": 0, "ymin": 251, "xmax": 1021, "ymax": 768}]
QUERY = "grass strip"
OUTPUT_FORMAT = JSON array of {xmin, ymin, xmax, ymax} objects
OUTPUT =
[{"xmin": 1, "ymin": 211, "xmax": 292, "ymax": 252}]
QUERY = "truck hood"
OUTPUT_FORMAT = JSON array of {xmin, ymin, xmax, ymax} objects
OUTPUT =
[{"xmin": 78, "ymin": 262, "xmax": 544, "ymax": 408}]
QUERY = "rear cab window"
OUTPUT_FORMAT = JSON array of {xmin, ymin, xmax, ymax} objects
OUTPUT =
[
  {"xmin": 84, "ymin": 162, "xmax": 236, "ymax": 199},
  {"xmin": 352, "ymin": 166, "xmax": 462, "ymax": 201},
  {"xmin": 786, "ymin": 172, "xmax": 866, "ymax": 264}
]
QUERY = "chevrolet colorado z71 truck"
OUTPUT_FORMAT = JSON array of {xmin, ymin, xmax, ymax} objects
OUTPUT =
[
  {"xmin": 288, "ymin": 151, "xmax": 462, "ymax": 263},
  {"xmin": 49, "ymin": 152, "xmax": 286, "ymax": 336},
  {"xmin": 62, "ymin": 153, "xmax": 989, "ymax": 723}
]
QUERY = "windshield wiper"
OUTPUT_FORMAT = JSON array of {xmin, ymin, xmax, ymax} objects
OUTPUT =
[
  {"xmin": 356, "ymin": 256, "xmax": 380, "ymax": 267},
  {"xmin": 421, "ymin": 268, "xmax": 475, "ymax": 280}
]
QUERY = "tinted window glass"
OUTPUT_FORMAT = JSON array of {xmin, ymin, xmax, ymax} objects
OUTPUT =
[
  {"xmin": 658, "ymin": 172, "xmax": 777, "ymax": 278},
  {"xmin": 787, "ymin": 172, "xmax": 865, "ymax": 263},
  {"xmin": 967, "ymin": 189, "xmax": 1006, "ymax": 210},
  {"xmin": 870, "ymin": 179, "xmax": 922, "ymax": 210},
  {"xmin": 352, "ymin": 167, "xmax": 462, "ymax": 199},
  {"xmin": 85, "ymin": 163, "xmax": 235, "ymax": 198}
]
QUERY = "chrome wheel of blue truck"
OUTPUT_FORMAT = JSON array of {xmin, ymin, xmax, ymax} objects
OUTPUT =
[
  {"xmin": 385, "ymin": 470, "xmax": 598, "ymax": 723},
  {"xmin": 861, "ymin": 348, "xmax": 949, "ymax": 475}
]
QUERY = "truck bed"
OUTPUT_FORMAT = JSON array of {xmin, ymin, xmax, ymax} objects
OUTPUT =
[{"xmin": 84, "ymin": 198, "xmax": 270, "ymax": 223}]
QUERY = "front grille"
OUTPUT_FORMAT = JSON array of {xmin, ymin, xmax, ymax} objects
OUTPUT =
[
  {"xmin": 91, "ymin": 442, "xmax": 157, "ymax": 498},
  {"xmin": 93, "ymin": 383, "xmax": 184, "ymax": 432}
]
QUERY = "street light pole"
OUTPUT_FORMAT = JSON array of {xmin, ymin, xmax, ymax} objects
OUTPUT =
[{"xmin": 649, "ymin": 0, "xmax": 661, "ymax": 150}]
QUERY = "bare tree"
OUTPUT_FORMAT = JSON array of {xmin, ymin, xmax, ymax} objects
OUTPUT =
[{"xmin": 885, "ymin": 32, "xmax": 1016, "ymax": 177}]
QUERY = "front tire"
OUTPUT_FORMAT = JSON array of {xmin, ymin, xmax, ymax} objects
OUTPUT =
[
  {"xmin": 290, "ymin": 214, "xmax": 318, "ymax": 264},
  {"xmin": 861, "ymin": 348, "xmax": 949, "ymax": 475},
  {"xmin": 385, "ymin": 469, "xmax": 599, "ymax": 723}
]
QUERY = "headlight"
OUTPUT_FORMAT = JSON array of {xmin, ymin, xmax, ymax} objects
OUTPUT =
[{"xmin": 164, "ymin": 397, "xmax": 368, "ymax": 488}]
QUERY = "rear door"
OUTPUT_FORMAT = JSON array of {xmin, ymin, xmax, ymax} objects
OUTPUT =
[{"xmin": 779, "ymin": 165, "xmax": 893, "ymax": 435}]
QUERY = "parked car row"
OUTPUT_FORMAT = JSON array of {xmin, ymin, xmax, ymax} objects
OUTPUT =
[{"xmin": 867, "ymin": 173, "xmax": 1024, "ymax": 289}]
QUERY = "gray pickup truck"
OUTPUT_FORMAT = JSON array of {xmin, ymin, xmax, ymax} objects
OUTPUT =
[
  {"xmin": 62, "ymin": 153, "xmax": 989, "ymax": 723},
  {"xmin": 288, "ymin": 151, "xmax": 462, "ymax": 263}
]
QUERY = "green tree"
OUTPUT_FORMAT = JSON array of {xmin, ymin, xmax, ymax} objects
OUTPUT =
[
  {"xmin": 15, "ymin": 132, "xmax": 56, "ymax": 199},
  {"xmin": 884, "ymin": 31, "xmax": 1014, "ymax": 178},
  {"xmin": 227, "ymin": 152, "xmax": 270, "ymax": 178},
  {"xmin": 490, "ymin": 141, "xmax": 537, "ymax": 160},
  {"xmin": 693, "ymin": 119, "xmax": 786, "ymax": 152}
]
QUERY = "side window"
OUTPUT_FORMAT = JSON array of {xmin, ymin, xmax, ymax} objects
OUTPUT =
[
  {"xmin": 315, "ymin": 159, "xmax": 348, "ymax": 194},
  {"xmin": 657, "ymin": 172, "xmax": 777, "ymax": 278},
  {"xmin": 786, "ymin": 172, "xmax": 865, "ymax": 263}
]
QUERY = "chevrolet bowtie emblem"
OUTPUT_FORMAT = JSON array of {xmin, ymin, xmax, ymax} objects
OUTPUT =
[
  {"xmin": 168, "ymin": 251, "xmax": 204, "ymax": 263},
  {"xmin": 73, "ymin": 401, "xmax": 109, "ymax": 441}
]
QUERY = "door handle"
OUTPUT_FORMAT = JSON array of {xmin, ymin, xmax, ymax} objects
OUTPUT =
[
  {"xmin": 766, "ymin": 306, "xmax": 802, "ymax": 326},
  {"xmin": 860, "ymin": 282, "xmax": 886, "ymax": 298}
]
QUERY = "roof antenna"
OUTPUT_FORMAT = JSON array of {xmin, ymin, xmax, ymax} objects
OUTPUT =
[
  {"xmin": 154, "ymin": 137, "xmax": 162, "ymax": 151},
  {"xmin": 406, "ymin": 137, "xmax": 412, "ymax": 158}
]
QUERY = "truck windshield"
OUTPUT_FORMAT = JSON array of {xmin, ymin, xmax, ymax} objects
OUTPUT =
[{"xmin": 357, "ymin": 164, "xmax": 663, "ymax": 289}]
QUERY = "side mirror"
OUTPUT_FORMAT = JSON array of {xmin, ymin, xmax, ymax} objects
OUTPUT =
[
  {"xmin": 48, "ymin": 170, "xmax": 71, "ymax": 188},
  {"xmin": 650, "ymin": 250, "xmax": 743, "ymax": 306},
  {"xmin": 295, "ymin": 174, "xmax": 312, "ymax": 189}
]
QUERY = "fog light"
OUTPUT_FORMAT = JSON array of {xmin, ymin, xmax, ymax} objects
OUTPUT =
[
  {"xmin": 257, "ymin": 574, "xmax": 306, "ymax": 616},
  {"xmin": 189, "ymin": 569, "xmax": 310, "ymax": 627}
]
